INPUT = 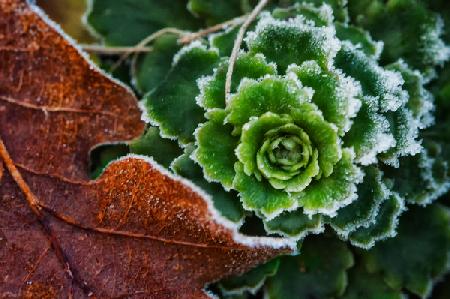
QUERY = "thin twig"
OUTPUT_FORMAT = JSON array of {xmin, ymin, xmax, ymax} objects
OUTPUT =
[
  {"xmin": 129, "ymin": 16, "xmax": 248, "ymax": 82},
  {"xmin": 110, "ymin": 27, "xmax": 187, "ymax": 72},
  {"xmin": 225, "ymin": 0, "xmax": 270, "ymax": 103},
  {"xmin": 178, "ymin": 15, "xmax": 248, "ymax": 44},
  {"xmin": 81, "ymin": 44, "xmax": 153, "ymax": 54},
  {"xmin": 85, "ymin": 15, "xmax": 252, "ymax": 73}
]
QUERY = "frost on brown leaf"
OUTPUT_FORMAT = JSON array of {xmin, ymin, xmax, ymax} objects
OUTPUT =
[{"xmin": 0, "ymin": 0, "xmax": 291, "ymax": 298}]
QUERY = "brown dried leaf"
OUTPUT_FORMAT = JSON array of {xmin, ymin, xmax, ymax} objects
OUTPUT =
[{"xmin": 0, "ymin": 1, "xmax": 291, "ymax": 298}]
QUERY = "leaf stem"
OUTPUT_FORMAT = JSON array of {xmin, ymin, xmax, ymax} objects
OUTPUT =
[
  {"xmin": 225, "ymin": 0, "xmax": 271, "ymax": 103},
  {"xmin": 82, "ymin": 15, "xmax": 251, "ymax": 72},
  {"xmin": 178, "ymin": 15, "xmax": 248, "ymax": 44},
  {"xmin": 82, "ymin": 28, "xmax": 187, "ymax": 56},
  {"xmin": 82, "ymin": 11, "xmax": 262, "ymax": 76},
  {"xmin": 109, "ymin": 28, "xmax": 187, "ymax": 72},
  {"xmin": 80, "ymin": 44, "xmax": 154, "ymax": 54}
]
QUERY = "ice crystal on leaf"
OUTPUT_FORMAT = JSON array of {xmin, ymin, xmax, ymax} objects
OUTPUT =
[{"xmin": 139, "ymin": 2, "xmax": 443, "ymax": 249}]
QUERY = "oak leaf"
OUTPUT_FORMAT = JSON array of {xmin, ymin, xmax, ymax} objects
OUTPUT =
[{"xmin": 0, "ymin": 0, "xmax": 291, "ymax": 298}]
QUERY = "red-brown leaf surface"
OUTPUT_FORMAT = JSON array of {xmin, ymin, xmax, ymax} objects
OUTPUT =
[{"xmin": 0, "ymin": 0, "xmax": 291, "ymax": 298}]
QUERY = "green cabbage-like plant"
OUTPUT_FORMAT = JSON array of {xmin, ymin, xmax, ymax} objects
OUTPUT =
[
  {"xmin": 85, "ymin": 0, "xmax": 450, "ymax": 298},
  {"xmin": 137, "ymin": 3, "xmax": 443, "ymax": 248}
]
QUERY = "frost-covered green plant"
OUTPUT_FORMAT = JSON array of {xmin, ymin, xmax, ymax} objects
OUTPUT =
[
  {"xmin": 136, "ymin": 3, "xmax": 445, "ymax": 249},
  {"xmin": 85, "ymin": 0, "xmax": 450, "ymax": 298}
]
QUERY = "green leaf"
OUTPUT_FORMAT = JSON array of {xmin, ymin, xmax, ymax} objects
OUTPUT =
[
  {"xmin": 296, "ymin": 148, "xmax": 363, "ymax": 217},
  {"xmin": 335, "ymin": 43, "xmax": 407, "ymax": 113},
  {"xmin": 234, "ymin": 162, "xmax": 296, "ymax": 219},
  {"xmin": 264, "ymin": 209, "xmax": 323, "ymax": 239},
  {"xmin": 246, "ymin": 12, "xmax": 340, "ymax": 72},
  {"xmin": 309, "ymin": 0, "xmax": 348, "ymax": 23},
  {"xmin": 384, "ymin": 143, "xmax": 450, "ymax": 205},
  {"xmin": 225, "ymin": 76, "xmax": 312, "ymax": 127},
  {"xmin": 188, "ymin": 0, "xmax": 252, "ymax": 25},
  {"xmin": 198, "ymin": 52, "xmax": 276, "ymax": 110},
  {"xmin": 130, "ymin": 127, "xmax": 182, "ymax": 168},
  {"xmin": 219, "ymin": 258, "xmax": 280, "ymax": 295},
  {"xmin": 266, "ymin": 235, "xmax": 354, "ymax": 299},
  {"xmin": 335, "ymin": 22, "xmax": 383, "ymax": 59},
  {"xmin": 349, "ymin": 193, "xmax": 405, "ymax": 249},
  {"xmin": 287, "ymin": 0, "xmax": 349, "ymax": 23},
  {"xmin": 380, "ymin": 61, "xmax": 434, "ymax": 166},
  {"xmin": 362, "ymin": 204, "xmax": 450, "ymax": 298},
  {"xmin": 132, "ymin": 34, "xmax": 181, "ymax": 94},
  {"xmin": 340, "ymin": 264, "xmax": 405, "ymax": 299},
  {"xmin": 145, "ymin": 43, "xmax": 220, "ymax": 144},
  {"xmin": 172, "ymin": 145, "xmax": 245, "ymax": 223},
  {"xmin": 210, "ymin": 26, "xmax": 240, "ymax": 57},
  {"xmin": 388, "ymin": 61, "xmax": 434, "ymax": 128},
  {"xmin": 343, "ymin": 95, "xmax": 394, "ymax": 165},
  {"xmin": 272, "ymin": 2, "xmax": 334, "ymax": 27},
  {"xmin": 194, "ymin": 109, "xmax": 239, "ymax": 189},
  {"xmin": 381, "ymin": 108, "xmax": 421, "ymax": 167},
  {"xmin": 289, "ymin": 60, "xmax": 361, "ymax": 136},
  {"xmin": 86, "ymin": 0, "xmax": 201, "ymax": 46},
  {"xmin": 337, "ymin": 43, "xmax": 407, "ymax": 164},
  {"xmin": 329, "ymin": 166, "xmax": 389, "ymax": 237}
]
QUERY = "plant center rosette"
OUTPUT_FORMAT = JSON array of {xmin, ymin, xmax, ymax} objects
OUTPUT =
[{"xmin": 143, "ymin": 3, "xmax": 441, "ymax": 248}]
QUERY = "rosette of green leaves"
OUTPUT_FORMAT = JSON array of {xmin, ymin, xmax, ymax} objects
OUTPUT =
[{"xmin": 140, "ymin": 2, "xmax": 438, "ymax": 249}]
